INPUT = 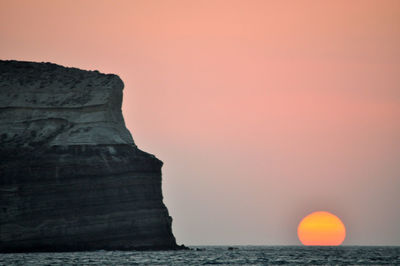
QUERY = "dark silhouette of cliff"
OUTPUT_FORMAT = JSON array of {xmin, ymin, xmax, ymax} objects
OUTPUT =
[{"xmin": 0, "ymin": 60, "xmax": 180, "ymax": 252}]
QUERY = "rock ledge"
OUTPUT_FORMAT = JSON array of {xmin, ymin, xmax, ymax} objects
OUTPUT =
[{"xmin": 0, "ymin": 60, "xmax": 179, "ymax": 252}]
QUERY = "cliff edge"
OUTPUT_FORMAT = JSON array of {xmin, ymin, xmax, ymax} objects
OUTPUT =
[{"xmin": 0, "ymin": 60, "xmax": 179, "ymax": 252}]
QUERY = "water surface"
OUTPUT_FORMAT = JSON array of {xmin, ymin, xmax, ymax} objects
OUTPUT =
[{"xmin": 1, "ymin": 246, "xmax": 399, "ymax": 265}]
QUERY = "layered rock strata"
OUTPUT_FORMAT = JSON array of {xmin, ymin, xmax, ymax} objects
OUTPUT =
[{"xmin": 0, "ymin": 60, "xmax": 178, "ymax": 252}]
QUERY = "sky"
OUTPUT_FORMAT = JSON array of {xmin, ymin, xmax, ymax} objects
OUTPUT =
[{"xmin": 1, "ymin": 0, "xmax": 400, "ymax": 245}]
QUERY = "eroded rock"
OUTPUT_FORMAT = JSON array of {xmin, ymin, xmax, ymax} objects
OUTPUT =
[{"xmin": 0, "ymin": 60, "xmax": 178, "ymax": 252}]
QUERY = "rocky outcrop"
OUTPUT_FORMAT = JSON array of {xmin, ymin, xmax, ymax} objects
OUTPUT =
[{"xmin": 0, "ymin": 60, "xmax": 179, "ymax": 252}]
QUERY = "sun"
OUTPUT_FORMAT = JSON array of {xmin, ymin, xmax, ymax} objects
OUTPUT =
[{"xmin": 297, "ymin": 211, "xmax": 346, "ymax": 246}]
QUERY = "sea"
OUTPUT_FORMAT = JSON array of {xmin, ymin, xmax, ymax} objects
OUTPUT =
[{"xmin": 1, "ymin": 246, "xmax": 399, "ymax": 265}]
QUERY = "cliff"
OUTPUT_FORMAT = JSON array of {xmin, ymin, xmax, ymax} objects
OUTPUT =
[{"xmin": 0, "ymin": 60, "xmax": 179, "ymax": 252}]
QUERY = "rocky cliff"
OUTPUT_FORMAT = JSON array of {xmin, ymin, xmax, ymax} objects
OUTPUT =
[{"xmin": 0, "ymin": 60, "xmax": 179, "ymax": 252}]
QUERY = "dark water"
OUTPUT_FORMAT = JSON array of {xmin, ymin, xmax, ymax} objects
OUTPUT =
[{"xmin": 1, "ymin": 246, "xmax": 399, "ymax": 265}]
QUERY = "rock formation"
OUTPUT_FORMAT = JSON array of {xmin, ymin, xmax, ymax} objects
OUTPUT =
[{"xmin": 0, "ymin": 60, "xmax": 179, "ymax": 252}]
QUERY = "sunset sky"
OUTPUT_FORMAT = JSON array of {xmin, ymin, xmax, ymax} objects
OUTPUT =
[{"xmin": 1, "ymin": 0, "xmax": 400, "ymax": 245}]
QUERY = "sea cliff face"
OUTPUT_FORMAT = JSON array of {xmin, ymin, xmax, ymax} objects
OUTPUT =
[{"xmin": 0, "ymin": 60, "xmax": 178, "ymax": 252}]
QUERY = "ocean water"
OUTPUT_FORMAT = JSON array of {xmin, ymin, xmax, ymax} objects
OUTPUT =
[{"xmin": 1, "ymin": 246, "xmax": 399, "ymax": 265}]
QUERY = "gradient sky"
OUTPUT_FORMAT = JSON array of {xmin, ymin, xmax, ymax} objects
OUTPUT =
[{"xmin": 1, "ymin": 0, "xmax": 400, "ymax": 245}]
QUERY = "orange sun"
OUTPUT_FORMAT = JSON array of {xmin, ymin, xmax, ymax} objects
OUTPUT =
[{"xmin": 297, "ymin": 211, "xmax": 346, "ymax": 246}]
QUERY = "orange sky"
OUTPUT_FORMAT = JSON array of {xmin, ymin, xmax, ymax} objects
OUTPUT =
[{"xmin": 1, "ymin": 0, "xmax": 400, "ymax": 245}]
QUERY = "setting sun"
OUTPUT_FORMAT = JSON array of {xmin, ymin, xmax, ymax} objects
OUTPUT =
[{"xmin": 297, "ymin": 211, "xmax": 346, "ymax": 246}]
